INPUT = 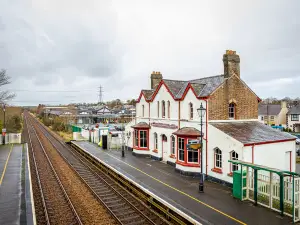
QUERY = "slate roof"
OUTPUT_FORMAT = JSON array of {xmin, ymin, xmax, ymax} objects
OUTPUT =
[
  {"xmin": 173, "ymin": 127, "xmax": 201, "ymax": 136},
  {"xmin": 162, "ymin": 75, "xmax": 224, "ymax": 99},
  {"xmin": 141, "ymin": 90, "xmax": 154, "ymax": 100},
  {"xmin": 131, "ymin": 122, "xmax": 151, "ymax": 129},
  {"xmin": 258, "ymin": 104, "xmax": 281, "ymax": 115},
  {"xmin": 210, "ymin": 121, "xmax": 296, "ymax": 145},
  {"xmin": 287, "ymin": 105, "xmax": 300, "ymax": 115}
]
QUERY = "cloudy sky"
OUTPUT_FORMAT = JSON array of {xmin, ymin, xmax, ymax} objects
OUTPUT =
[{"xmin": 1, "ymin": 0, "xmax": 299, "ymax": 106}]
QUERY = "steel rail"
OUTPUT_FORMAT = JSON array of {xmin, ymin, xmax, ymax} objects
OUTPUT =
[
  {"xmin": 32, "ymin": 114, "xmax": 160, "ymax": 225},
  {"xmin": 25, "ymin": 114, "xmax": 83, "ymax": 225},
  {"xmin": 25, "ymin": 114, "xmax": 50, "ymax": 225}
]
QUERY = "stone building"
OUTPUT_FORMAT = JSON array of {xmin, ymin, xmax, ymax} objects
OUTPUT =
[{"xmin": 125, "ymin": 50, "xmax": 296, "ymax": 185}]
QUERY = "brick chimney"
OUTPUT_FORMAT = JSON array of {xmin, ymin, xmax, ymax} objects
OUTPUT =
[
  {"xmin": 150, "ymin": 71, "xmax": 162, "ymax": 89},
  {"xmin": 223, "ymin": 50, "xmax": 240, "ymax": 78}
]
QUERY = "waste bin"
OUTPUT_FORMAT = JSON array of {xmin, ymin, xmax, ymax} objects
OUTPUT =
[{"xmin": 233, "ymin": 170, "xmax": 247, "ymax": 200}]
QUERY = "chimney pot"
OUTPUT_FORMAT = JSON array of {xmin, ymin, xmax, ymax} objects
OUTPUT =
[{"xmin": 223, "ymin": 50, "xmax": 240, "ymax": 78}]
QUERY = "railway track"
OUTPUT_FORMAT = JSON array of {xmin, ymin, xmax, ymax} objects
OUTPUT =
[
  {"xmin": 29, "ymin": 113, "xmax": 169, "ymax": 225},
  {"xmin": 25, "ymin": 114, "xmax": 83, "ymax": 225}
]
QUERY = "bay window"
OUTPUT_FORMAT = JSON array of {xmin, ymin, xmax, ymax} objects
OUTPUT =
[{"xmin": 178, "ymin": 137, "xmax": 184, "ymax": 161}]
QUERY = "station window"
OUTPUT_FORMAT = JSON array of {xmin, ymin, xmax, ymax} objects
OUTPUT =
[
  {"xmin": 134, "ymin": 130, "xmax": 138, "ymax": 146},
  {"xmin": 139, "ymin": 130, "xmax": 147, "ymax": 148},
  {"xmin": 167, "ymin": 101, "xmax": 170, "ymax": 118},
  {"xmin": 214, "ymin": 148, "xmax": 222, "ymax": 169},
  {"xmin": 229, "ymin": 103, "xmax": 235, "ymax": 119},
  {"xmin": 157, "ymin": 101, "xmax": 160, "ymax": 118},
  {"xmin": 270, "ymin": 116, "xmax": 274, "ymax": 121},
  {"xmin": 171, "ymin": 135, "xmax": 175, "ymax": 155},
  {"xmin": 142, "ymin": 105, "xmax": 145, "ymax": 117},
  {"xmin": 189, "ymin": 103, "xmax": 193, "ymax": 120},
  {"xmin": 178, "ymin": 138, "xmax": 184, "ymax": 161},
  {"xmin": 230, "ymin": 151, "xmax": 238, "ymax": 171},
  {"xmin": 154, "ymin": 132, "xmax": 158, "ymax": 149},
  {"xmin": 187, "ymin": 140, "xmax": 198, "ymax": 163},
  {"xmin": 162, "ymin": 101, "xmax": 165, "ymax": 118}
]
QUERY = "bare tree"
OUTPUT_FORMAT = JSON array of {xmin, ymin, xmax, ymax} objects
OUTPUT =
[{"xmin": 0, "ymin": 69, "xmax": 15, "ymax": 103}]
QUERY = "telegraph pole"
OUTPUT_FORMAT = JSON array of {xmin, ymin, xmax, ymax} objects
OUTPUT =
[{"xmin": 98, "ymin": 86, "xmax": 103, "ymax": 104}]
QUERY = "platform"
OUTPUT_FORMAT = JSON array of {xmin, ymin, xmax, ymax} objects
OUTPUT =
[
  {"xmin": 72, "ymin": 141, "xmax": 293, "ymax": 225},
  {"xmin": 0, "ymin": 144, "xmax": 35, "ymax": 225}
]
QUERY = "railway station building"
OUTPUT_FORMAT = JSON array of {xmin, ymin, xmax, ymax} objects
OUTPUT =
[{"xmin": 125, "ymin": 50, "xmax": 296, "ymax": 185}]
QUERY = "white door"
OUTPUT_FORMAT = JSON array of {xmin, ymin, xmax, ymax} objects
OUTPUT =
[{"xmin": 162, "ymin": 135, "xmax": 168, "ymax": 162}]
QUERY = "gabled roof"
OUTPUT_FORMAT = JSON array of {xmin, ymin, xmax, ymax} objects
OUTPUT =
[
  {"xmin": 210, "ymin": 121, "xmax": 295, "ymax": 146},
  {"xmin": 287, "ymin": 105, "xmax": 300, "ymax": 115},
  {"xmin": 138, "ymin": 73, "xmax": 260, "ymax": 103},
  {"xmin": 258, "ymin": 104, "xmax": 281, "ymax": 115}
]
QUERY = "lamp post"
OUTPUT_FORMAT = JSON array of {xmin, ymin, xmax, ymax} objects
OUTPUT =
[
  {"xmin": 197, "ymin": 102, "xmax": 206, "ymax": 193},
  {"xmin": 126, "ymin": 131, "xmax": 131, "ymax": 152},
  {"xmin": 121, "ymin": 122, "xmax": 125, "ymax": 157}
]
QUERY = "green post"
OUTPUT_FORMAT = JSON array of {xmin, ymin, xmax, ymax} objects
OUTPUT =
[
  {"xmin": 293, "ymin": 175, "xmax": 295, "ymax": 223},
  {"xmin": 280, "ymin": 175, "xmax": 284, "ymax": 216},
  {"xmin": 254, "ymin": 169, "xmax": 258, "ymax": 205}
]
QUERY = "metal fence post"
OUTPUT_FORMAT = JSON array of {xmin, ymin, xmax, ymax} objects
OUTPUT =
[
  {"xmin": 280, "ymin": 175, "xmax": 284, "ymax": 216},
  {"xmin": 254, "ymin": 169, "xmax": 258, "ymax": 205}
]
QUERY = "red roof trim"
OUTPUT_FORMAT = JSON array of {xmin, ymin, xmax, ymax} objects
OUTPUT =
[
  {"xmin": 244, "ymin": 138, "xmax": 296, "ymax": 146},
  {"xmin": 150, "ymin": 80, "xmax": 176, "ymax": 101},
  {"xmin": 149, "ymin": 80, "xmax": 209, "ymax": 102},
  {"xmin": 136, "ymin": 91, "xmax": 152, "ymax": 103}
]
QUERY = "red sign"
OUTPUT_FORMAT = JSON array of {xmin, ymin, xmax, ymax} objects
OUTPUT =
[{"xmin": 151, "ymin": 122, "xmax": 178, "ymax": 129}]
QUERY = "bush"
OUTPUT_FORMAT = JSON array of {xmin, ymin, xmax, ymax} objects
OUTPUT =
[
  {"xmin": 6, "ymin": 115, "xmax": 22, "ymax": 133},
  {"xmin": 52, "ymin": 117, "xmax": 66, "ymax": 132}
]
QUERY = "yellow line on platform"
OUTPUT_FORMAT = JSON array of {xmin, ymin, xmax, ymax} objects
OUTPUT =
[
  {"xmin": 106, "ymin": 152, "xmax": 247, "ymax": 225},
  {"xmin": 0, "ymin": 144, "xmax": 14, "ymax": 186}
]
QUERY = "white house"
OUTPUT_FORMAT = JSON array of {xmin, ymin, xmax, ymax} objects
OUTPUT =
[
  {"xmin": 287, "ymin": 105, "xmax": 300, "ymax": 132},
  {"xmin": 125, "ymin": 50, "xmax": 296, "ymax": 185}
]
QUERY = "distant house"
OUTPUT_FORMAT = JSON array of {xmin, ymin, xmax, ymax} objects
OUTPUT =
[
  {"xmin": 287, "ymin": 105, "xmax": 300, "ymax": 132},
  {"xmin": 97, "ymin": 106, "xmax": 111, "ymax": 115},
  {"xmin": 258, "ymin": 101, "xmax": 288, "ymax": 126}
]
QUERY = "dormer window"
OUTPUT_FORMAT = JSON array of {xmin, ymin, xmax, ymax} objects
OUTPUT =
[
  {"xmin": 229, "ymin": 103, "xmax": 235, "ymax": 119},
  {"xmin": 189, "ymin": 103, "xmax": 193, "ymax": 120},
  {"xmin": 142, "ymin": 105, "xmax": 145, "ymax": 117}
]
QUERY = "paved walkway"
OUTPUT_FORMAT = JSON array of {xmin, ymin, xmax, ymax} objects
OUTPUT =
[
  {"xmin": 73, "ymin": 141, "xmax": 292, "ymax": 225},
  {"xmin": 0, "ymin": 144, "xmax": 35, "ymax": 225}
]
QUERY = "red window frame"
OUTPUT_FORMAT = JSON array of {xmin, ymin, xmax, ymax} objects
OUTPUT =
[
  {"xmin": 133, "ymin": 128, "xmax": 149, "ymax": 151},
  {"xmin": 176, "ymin": 135, "xmax": 200, "ymax": 167}
]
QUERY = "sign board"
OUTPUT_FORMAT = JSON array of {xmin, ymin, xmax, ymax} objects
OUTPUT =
[
  {"xmin": 187, "ymin": 139, "xmax": 201, "ymax": 150},
  {"xmin": 151, "ymin": 122, "xmax": 178, "ymax": 129},
  {"xmin": 2, "ymin": 128, "xmax": 6, "ymax": 133}
]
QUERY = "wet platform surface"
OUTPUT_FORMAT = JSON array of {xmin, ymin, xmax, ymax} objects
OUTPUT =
[
  {"xmin": 73, "ymin": 141, "xmax": 292, "ymax": 225},
  {"xmin": 0, "ymin": 144, "xmax": 35, "ymax": 225}
]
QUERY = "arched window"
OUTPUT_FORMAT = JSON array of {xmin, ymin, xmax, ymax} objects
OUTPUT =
[
  {"xmin": 230, "ymin": 151, "xmax": 239, "ymax": 171},
  {"xmin": 171, "ymin": 135, "xmax": 175, "ymax": 155},
  {"xmin": 189, "ymin": 102, "xmax": 193, "ymax": 120},
  {"xmin": 157, "ymin": 101, "xmax": 160, "ymax": 117},
  {"xmin": 229, "ymin": 103, "xmax": 235, "ymax": 119},
  {"xmin": 154, "ymin": 132, "xmax": 158, "ymax": 149},
  {"xmin": 142, "ymin": 104, "xmax": 145, "ymax": 117},
  {"xmin": 162, "ymin": 101, "xmax": 165, "ymax": 118},
  {"xmin": 167, "ymin": 101, "xmax": 170, "ymax": 118},
  {"xmin": 214, "ymin": 148, "xmax": 222, "ymax": 168}
]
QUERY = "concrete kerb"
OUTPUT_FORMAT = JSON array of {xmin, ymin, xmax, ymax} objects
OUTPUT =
[
  {"xmin": 26, "ymin": 143, "xmax": 37, "ymax": 225},
  {"xmin": 71, "ymin": 141, "xmax": 201, "ymax": 225}
]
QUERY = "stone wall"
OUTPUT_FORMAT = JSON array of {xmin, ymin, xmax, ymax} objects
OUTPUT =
[{"xmin": 208, "ymin": 75, "xmax": 258, "ymax": 120}]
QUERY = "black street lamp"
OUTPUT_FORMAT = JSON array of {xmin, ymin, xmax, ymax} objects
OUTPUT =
[{"xmin": 197, "ymin": 102, "xmax": 206, "ymax": 193}]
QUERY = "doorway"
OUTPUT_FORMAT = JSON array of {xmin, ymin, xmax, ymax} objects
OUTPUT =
[{"xmin": 161, "ymin": 134, "xmax": 168, "ymax": 162}]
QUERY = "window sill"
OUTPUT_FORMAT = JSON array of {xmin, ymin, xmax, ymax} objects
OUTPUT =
[
  {"xmin": 169, "ymin": 154, "xmax": 176, "ymax": 159},
  {"xmin": 211, "ymin": 168, "xmax": 223, "ymax": 174},
  {"xmin": 176, "ymin": 161, "xmax": 200, "ymax": 167},
  {"xmin": 133, "ymin": 147, "xmax": 149, "ymax": 151},
  {"xmin": 152, "ymin": 149, "xmax": 158, "ymax": 153}
]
